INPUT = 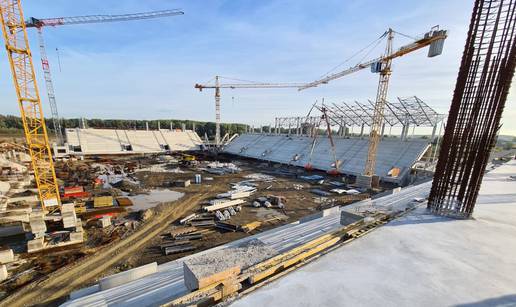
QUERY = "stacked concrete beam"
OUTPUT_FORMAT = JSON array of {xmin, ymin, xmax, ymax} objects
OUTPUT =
[
  {"xmin": 61, "ymin": 203, "xmax": 77, "ymax": 229},
  {"xmin": 0, "ymin": 247, "xmax": 14, "ymax": 281},
  {"xmin": 29, "ymin": 212, "xmax": 46, "ymax": 238}
]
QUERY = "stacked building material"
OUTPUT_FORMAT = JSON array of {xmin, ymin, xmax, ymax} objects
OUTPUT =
[
  {"xmin": 61, "ymin": 203, "xmax": 77, "ymax": 228},
  {"xmin": 203, "ymin": 199, "xmax": 245, "ymax": 212},
  {"xmin": 116, "ymin": 197, "xmax": 133, "ymax": 207},
  {"xmin": 93, "ymin": 196, "xmax": 114, "ymax": 208}
]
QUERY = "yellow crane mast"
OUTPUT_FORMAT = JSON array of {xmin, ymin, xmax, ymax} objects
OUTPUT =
[{"xmin": 0, "ymin": 0, "xmax": 60, "ymax": 211}]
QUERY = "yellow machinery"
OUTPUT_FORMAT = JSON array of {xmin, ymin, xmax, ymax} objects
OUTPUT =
[{"xmin": 0, "ymin": 0, "xmax": 61, "ymax": 212}]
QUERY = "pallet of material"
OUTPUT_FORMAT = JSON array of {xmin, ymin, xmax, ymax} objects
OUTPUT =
[
  {"xmin": 160, "ymin": 241, "xmax": 191, "ymax": 250},
  {"xmin": 241, "ymin": 221, "xmax": 262, "ymax": 233},
  {"xmin": 116, "ymin": 197, "xmax": 133, "ymax": 207},
  {"xmin": 164, "ymin": 244, "xmax": 195, "ymax": 255},
  {"xmin": 179, "ymin": 213, "xmax": 198, "ymax": 225},
  {"xmin": 93, "ymin": 196, "xmax": 114, "ymax": 208},
  {"xmin": 215, "ymin": 222, "xmax": 238, "ymax": 232},
  {"xmin": 202, "ymin": 199, "xmax": 245, "ymax": 212},
  {"xmin": 174, "ymin": 233, "xmax": 203, "ymax": 241},
  {"xmin": 169, "ymin": 226, "xmax": 198, "ymax": 238},
  {"xmin": 189, "ymin": 220, "xmax": 216, "ymax": 227}
]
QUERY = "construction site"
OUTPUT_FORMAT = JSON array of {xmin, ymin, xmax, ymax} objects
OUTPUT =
[{"xmin": 0, "ymin": 1, "xmax": 515, "ymax": 306}]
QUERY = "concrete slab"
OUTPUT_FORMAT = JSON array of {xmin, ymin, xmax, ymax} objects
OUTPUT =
[
  {"xmin": 29, "ymin": 212, "xmax": 46, "ymax": 235},
  {"xmin": 69, "ymin": 231, "xmax": 84, "ymax": 243},
  {"xmin": 0, "ymin": 264, "xmax": 7, "ymax": 281},
  {"xmin": 232, "ymin": 160, "xmax": 516, "ymax": 307},
  {"xmin": 0, "ymin": 248, "xmax": 14, "ymax": 264},
  {"xmin": 99, "ymin": 262, "xmax": 158, "ymax": 291},
  {"xmin": 27, "ymin": 237, "xmax": 44, "ymax": 253}
]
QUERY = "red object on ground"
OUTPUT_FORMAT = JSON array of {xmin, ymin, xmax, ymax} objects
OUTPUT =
[{"xmin": 326, "ymin": 168, "xmax": 341, "ymax": 176}]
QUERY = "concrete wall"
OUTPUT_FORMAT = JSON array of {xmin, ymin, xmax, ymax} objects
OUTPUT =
[{"xmin": 99, "ymin": 262, "xmax": 158, "ymax": 291}]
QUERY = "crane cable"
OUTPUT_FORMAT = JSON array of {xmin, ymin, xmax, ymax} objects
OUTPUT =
[{"xmin": 318, "ymin": 30, "xmax": 388, "ymax": 79}]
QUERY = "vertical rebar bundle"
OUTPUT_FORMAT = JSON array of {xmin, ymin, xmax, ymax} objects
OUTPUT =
[{"xmin": 428, "ymin": 0, "xmax": 516, "ymax": 218}]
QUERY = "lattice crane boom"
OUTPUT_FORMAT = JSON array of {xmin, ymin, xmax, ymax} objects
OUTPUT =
[
  {"xmin": 195, "ymin": 76, "xmax": 305, "ymax": 146},
  {"xmin": 25, "ymin": 9, "xmax": 184, "ymax": 27},
  {"xmin": 25, "ymin": 9, "xmax": 184, "ymax": 145},
  {"xmin": 299, "ymin": 27, "xmax": 447, "ymax": 91}
]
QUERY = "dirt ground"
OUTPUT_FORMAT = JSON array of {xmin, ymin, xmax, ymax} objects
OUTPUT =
[{"xmin": 0, "ymin": 151, "xmax": 375, "ymax": 306}]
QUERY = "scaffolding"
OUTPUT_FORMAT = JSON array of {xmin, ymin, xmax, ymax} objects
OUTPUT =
[{"xmin": 273, "ymin": 96, "xmax": 446, "ymax": 140}]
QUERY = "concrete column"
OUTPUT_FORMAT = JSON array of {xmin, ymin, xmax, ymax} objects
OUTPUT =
[
  {"xmin": 260, "ymin": 126, "xmax": 263, "ymax": 133},
  {"xmin": 274, "ymin": 118, "xmax": 278, "ymax": 135},
  {"xmin": 268, "ymin": 125, "xmax": 272, "ymax": 134},
  {"xmin": 145, "ymin": 122, "xmax": 149, "ymax": 131},
  {"xmin": 288, "ymin": 123, "xmax": 291, "ymax": 135},
  {"xmin": 296, "ymin": 117, "xmax": 300, "ymax": 135},
  {"xmin": 170, "ymin": 122, "xmax": 173, "ymax": 131},
  {"xmin": 157, "ymin": 121, "xmax": 161, "ymax": 130},
  {"xmin": 431, "ymin": 123, "xmax": 437, "ymax": 141},
  {"xmin": 182, "ymin": 123, "xmax": 186, "ymax": 132},
  {"xmin": 381, "ymin": 123, "xmax": 386, "ymax": 139},
  {"xmin": 192, "ymin": 122, "xmax": 196, "ymax": 132},
  {"xmin": 360, "ymin": 124, "xmax": 365, "ymax": 138}
]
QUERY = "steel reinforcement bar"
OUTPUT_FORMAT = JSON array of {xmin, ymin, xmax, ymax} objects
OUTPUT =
[{"xmin": 428, "ymin": 0, "xmax": 516, "ymax": 218}]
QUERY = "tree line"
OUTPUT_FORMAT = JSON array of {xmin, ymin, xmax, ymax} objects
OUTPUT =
[{"xmin": 0, "ymin": 114, "xmax": 249, "ymax": 139}]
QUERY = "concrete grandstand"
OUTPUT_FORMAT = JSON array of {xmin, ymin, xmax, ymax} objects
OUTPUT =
[
  {"xmin": 224, "ymin": 133, "xmax": 431, "ymax": 185},
  {"xmin": 61, "ymin": 128, "xmax": 203, "ymax": 155}
]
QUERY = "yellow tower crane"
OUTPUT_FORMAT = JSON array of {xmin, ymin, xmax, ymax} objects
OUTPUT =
[
  {"xmin": 25, "ymin": 9, "xmax": 184, "ymax": 145},
  {"xmin": 0, "ymin": 1, "xmax": 184, "ymax": 212},
  {"xmin": 0, "ymin": 0, "xmax": 60, "ymax": 212},
  {"xmin": 300, "ymin": 27, "xmax": 447, "ymax": 188}
]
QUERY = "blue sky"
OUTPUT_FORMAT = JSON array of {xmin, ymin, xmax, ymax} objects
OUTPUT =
[{"xmin": 0, "ymin": 0, "xmax": 514, "ymax": 135}]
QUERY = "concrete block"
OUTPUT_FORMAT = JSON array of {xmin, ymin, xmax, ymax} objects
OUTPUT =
[
  {"xmin": 69, "ymin": 231, "xmax": 84, "ymax": 243},
  {"xmin": 0, "ymin": 248, "xmax": 14, "ymax": 264},
  {"xmin": 0, "ymin": 264, "xmax": 7, "ymax": 281},
  {"xmin": 75, "ymin": 218, "xmax": 83, "ymax": 232},
  {"xmin": 61, "ymin": 203, "xmax": 75, "ymax": 213},
  {"xmin": 322, "ymin": 206, "xmax": 340, "ymax": 217},
  {"xmin": 184, "ymin": 262, "xmax": 240, "ymax": 291},
  {"xmin": 99, "ymin": 216, "xmax": 111, "ymax": 228},
  {"xmin": 99, "ymin": 262, "xmax": 157, "ymax": 290},
  {"xmin": 0, "ymin": 223, "xmax": 25, "ymax": 237},
  {"xmin": 340, "ymin": 211, "xmax": 364, "ymax": 226},
  {"xmin": 27, "ymin": 237, "xmax": 44, "ymax": 253},
  {"xmin": 355, "ymin": 175, "xmax": 372, "ymax": 189},
  {"xmin": 62, "ymin": 211, "xmax": 77, "ymax": 228},
  {"xmin": 183, "ymin": 241, "xmax": 277, "ymax": 291},
  {"xmin": 29, "ymin": 212, "xmax": 46, "ymax": 234}
]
